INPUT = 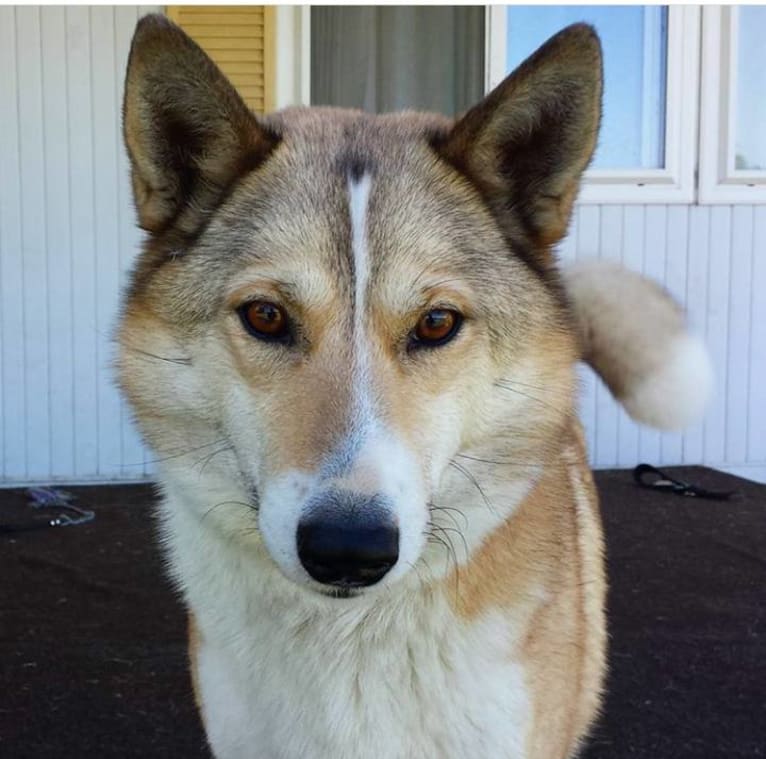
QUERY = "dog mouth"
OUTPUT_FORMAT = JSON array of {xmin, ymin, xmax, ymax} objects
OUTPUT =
[{"xmin": 316, "ymin": 586, "xmax": 361, "ymax": 600}]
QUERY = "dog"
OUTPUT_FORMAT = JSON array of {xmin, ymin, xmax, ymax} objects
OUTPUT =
[{"xmin": 117, "ymin": 15, "xmax": 711, "ymax": 759}]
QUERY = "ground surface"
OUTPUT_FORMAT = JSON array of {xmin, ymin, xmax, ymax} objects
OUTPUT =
[{"xmin": 1, "ymin": 467, "xmax": 764, "ymax": 758}]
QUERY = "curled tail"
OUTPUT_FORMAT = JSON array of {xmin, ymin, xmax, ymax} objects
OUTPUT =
[{"xmin": 561, "ymin": 260, "xmax": 712, "ymax": 431}]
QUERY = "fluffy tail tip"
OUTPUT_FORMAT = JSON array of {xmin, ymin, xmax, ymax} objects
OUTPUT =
[
  {"xmin": 620, "ymin": 332, "xmax": 713, "ymax": 430},
  {"xmin": 562, "ymin": 260, "xmax": 713, "ymax": 431}
]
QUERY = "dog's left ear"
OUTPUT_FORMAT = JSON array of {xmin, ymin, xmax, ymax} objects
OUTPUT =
[
  {"xmin": 123, "ymin": 14, "xmax": 278, "ymax": 240},
  {"xmin": 435, "ymin": 24, "xmax": 602, "ymax": 263}
]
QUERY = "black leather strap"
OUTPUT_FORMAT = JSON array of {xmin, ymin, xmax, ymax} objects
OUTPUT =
[{"xmin": 633, "ymin": 464, "xmax": 737, "ymax": 501}]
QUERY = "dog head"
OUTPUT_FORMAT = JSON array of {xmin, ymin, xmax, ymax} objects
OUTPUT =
[{"xmin": 118, "ymin": 15, "xmax": 601, "ymax": 597}]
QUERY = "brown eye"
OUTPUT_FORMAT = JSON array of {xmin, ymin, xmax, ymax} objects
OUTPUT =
[
  {"xmin": 412, "ymin": 309, "xmax": 462, "ymax": 348},
  {"xmin": 238, "ymin": 301, "xmax": 290, "ymax": 342}
]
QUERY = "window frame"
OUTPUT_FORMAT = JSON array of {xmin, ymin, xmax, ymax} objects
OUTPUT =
[
  {"xmin": 281, "ymin": 6, "xmax": 766, "ymax": 207},
  {"xmin": 698, "ymin": 5, "xmax": 766, "ymax": 204},
  {"xmin": 487, "ymin": 5, "xmax": 700, "ymax": 205},
  {"xmin": 272, "ymin": 6, "xmax": 311, "ymax": 110}
]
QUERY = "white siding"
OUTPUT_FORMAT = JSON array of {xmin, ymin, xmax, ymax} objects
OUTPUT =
[
  {"xmin": 0, "ymin": 7, "xmax": 764, "ymax": 484},
  {"xmin": 0, "ymin": 6, "xmax": 160, "ymax": 485},
  {"xmin": 566, "ymin": 204, "xmax": 766, "ymax": 483}
]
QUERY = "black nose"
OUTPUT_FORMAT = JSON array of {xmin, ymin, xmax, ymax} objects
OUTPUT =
[{"xmin": 297, "ymin": 495, "xmax": 399, "ymax": 588}]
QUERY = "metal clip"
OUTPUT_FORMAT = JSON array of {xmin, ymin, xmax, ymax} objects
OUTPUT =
[{"xmin": 26, "ymin": 487, "xmax": 95, "ymax": 527}]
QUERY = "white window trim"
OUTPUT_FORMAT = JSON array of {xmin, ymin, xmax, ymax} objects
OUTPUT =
[
  {"xmin": 273, "ymin": 6, "xmax": 311, "ymax": 109},
  {"xmin": 699, "ymin": 6, "xmax": 766, "ymax": 204},
  {"xmin": 487, "ymin": 6, "xmax": 700, "ymax": 205}
]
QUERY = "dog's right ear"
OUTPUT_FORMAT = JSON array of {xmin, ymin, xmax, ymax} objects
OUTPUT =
[
  {"xmin": 433, "ymin": 24, "xmax": 602, "ymax": 268},
  {"xmin": 123, "ymin": 14, "xmax": 278, "ymax": 239}
]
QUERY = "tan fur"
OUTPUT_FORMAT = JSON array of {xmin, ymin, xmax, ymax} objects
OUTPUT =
[
  {"xmin": 188, "ymin": 614, "xmax": 203, "ymax": 712},
  {"xmin": 447, "ymin": 419, "xmax": 605, "ymax": 758}
]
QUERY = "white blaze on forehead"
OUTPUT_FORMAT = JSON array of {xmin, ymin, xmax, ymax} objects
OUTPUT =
[
  {"xmin": 348, "ymin": 173, "xmax": 372, "ymax": 331},
  {"xmin": 347, "ymin": 173, "xmax": 376, "ymax": 433}
]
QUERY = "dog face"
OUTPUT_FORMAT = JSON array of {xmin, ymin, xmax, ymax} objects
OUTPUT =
[{"xmin": 118, "ymin": 16, "xmax": 601, "ymax": 597}]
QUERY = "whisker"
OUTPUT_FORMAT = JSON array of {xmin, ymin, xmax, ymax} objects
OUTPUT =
[
  {"xmin": 493, "ymin": 380, "xmax": 568, "ymax": 416},
  {"xmin": 122, "ymin": 344, "xmax": 192, "ymax": 366},
  {"xmin": 122, "ymin": 438, "xmax": 229, "ymax": 468},
  {"xmin": 194, "ymin": 444, "xmax": 235, "ymax": 475},
  {"xmin": 432, "ymin": 523, "xmax": 468, "ymax": 565},
  {"xmin": 448, "ymin": 460, "xmax": 497, "ymax": 515},
  {"xmin": 201, "ymin": 500, "xmax": 257, "ymax": 524},
  {"xmin": 404, "ymin": 560, "xmax": 427, "ymax": 586},
  {"xmin": 495, "ymin": 377, "xmax": 571, "ymax": 396},
  {"xmin": 455, "ymin": 453, "xmax": 541, "ymax": 468},
  {"xmin": 426, "ymin": 532, "xmax": 453, "ymax": 572},
  {"xmin": 430, "ymin": 524, "xmax": 458, "ymax": 569},
  {"xmin": 415, "ymin": 552, "xmax": 435, "ymax": 579},
  {"xmin": 427, "ymin": 529, "xmax": 461, "ymax": 603},
  {"xmin": 422, "ymin": 276, "xmax": 471, "ymax": 291},
  {"xmin": 428, "ymin": 502, "xmax": 469, "ymax": 532}
]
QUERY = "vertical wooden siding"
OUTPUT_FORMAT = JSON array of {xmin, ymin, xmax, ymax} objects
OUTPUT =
[
  {"xmin": 0, "ymin": 7, "xmax": 764, "ymax": 483},
  {"xmin": 559, "ymin": 204, "xmax": 766, "ymax": 482},
  {"xmin": 0, "ymin": 6, "xmax": 161, "ymax": 484}
]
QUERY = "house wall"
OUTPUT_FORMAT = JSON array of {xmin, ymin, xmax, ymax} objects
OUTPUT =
[
  {"xmin": 561, "ymin": 204, "xmax": 765, "ymax": 483},
  {"xmin": 0, "ymin": 6, "xmax": 160, "ymax": 485},
  {"xmin": 1, "ymin": 6, "xmax": 764, "ymax": 484}
]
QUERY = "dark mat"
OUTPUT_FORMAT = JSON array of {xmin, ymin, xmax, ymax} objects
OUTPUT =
[{"xmin": 1, "ymin": 467, "xmax": 764, "ymax": 758}]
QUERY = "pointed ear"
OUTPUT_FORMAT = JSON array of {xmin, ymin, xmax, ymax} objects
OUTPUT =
[
  {"xmin": 123, "ymin": 14, "xmax": 278, "ymax": 239},
  {"xmin": 434, "ymin": 24, "xmax": 602, "ymax": 266}
]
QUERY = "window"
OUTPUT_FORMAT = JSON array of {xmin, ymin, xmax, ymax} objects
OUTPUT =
[
  {"xmin": 487, "ymin": 5, "xmax": 699, "ymax": 203},
  {"xmin": 505, "ymin": 6, "xmax": 667, "ymax": 171},
  {"xmin": 699, "ymin": 6, "xmax": 766, "ymax": 203},
  {"xmin": 305, "ymin": 5, "xmax": 675, "ymax": 178},
  {"xmin": 309, "ymin": 7, "xmax": 484, "ymax": 117},
  {"xmin": 302, "ymin": 5, "xmax": 698, "ymax": 204},
  {"xmin": 274, "ymin": 5, "xmax": 766, "ymax": 205}
]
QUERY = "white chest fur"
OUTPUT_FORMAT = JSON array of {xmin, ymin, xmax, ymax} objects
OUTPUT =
[{"xmin": 165, "ymin": 502, "xmax": 531, "ymax": 759}]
